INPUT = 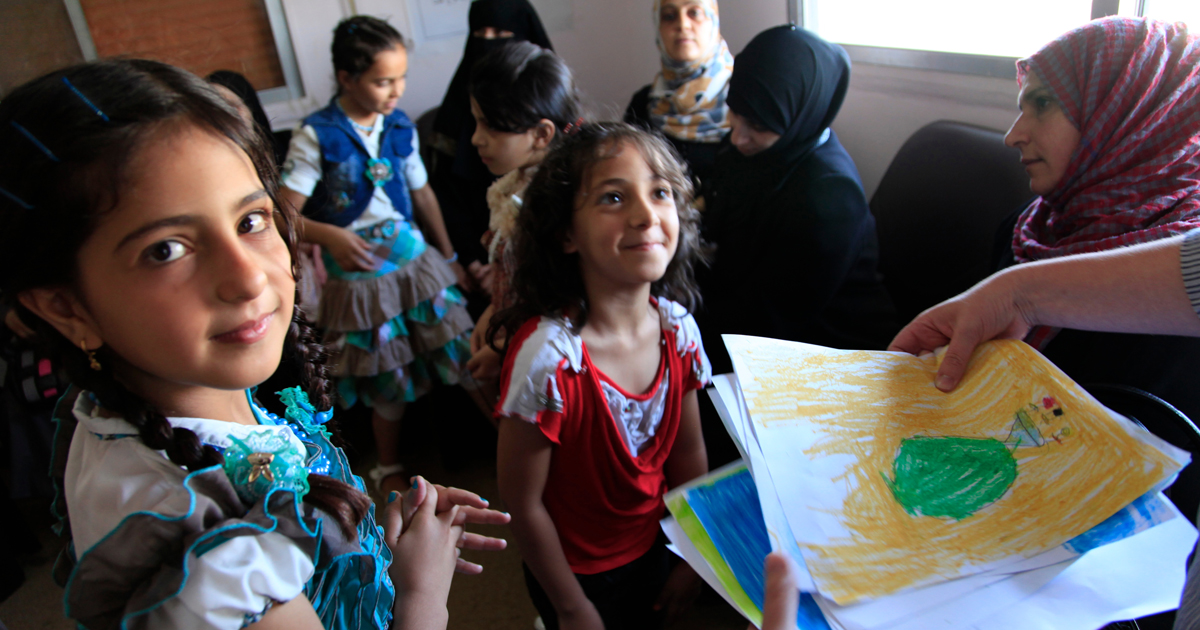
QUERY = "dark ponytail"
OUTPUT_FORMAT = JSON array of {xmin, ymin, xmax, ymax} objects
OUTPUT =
[
  {"xmin": 469, "ymin": 40, "xmax": 582, "ymax": 135},
  {"xmin": 331, "ymin": 15, "xmax": 406, "ymax": 84},
  {"xmin": 0, "ymin": 59, "xmax": 369, "ymax": 539}
]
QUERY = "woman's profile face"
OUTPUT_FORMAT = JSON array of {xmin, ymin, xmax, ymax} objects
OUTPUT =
[
  {"xmin": 729, "ymin": 110, "xmax": 780, "ymax": 157},
  {"xmin": 1004, "ymin": 73, "xmax": 1081, "ymax": 196},
  {"xmin": 658, "ymin": 0, "xmax": 714, "ymax": 63}
]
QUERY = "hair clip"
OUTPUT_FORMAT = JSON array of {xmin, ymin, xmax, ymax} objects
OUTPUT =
[
  {"xmin": 0, "ymin": 186, "xmax": 33, "ymax": 210},
  {"xmin": 62, "ymin": 77, "xmax": 109, "ymax": 122},
  {"xmin": 562, "ymin": 117, "xmax": 585, "ymax": 136},
  {"xmin": 10, "ymin": 121, "xmax": 59, "ymax": 163}
]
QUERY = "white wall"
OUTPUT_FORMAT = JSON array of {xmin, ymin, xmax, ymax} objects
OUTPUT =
[
  {"xmin": 267, "ymin": 0, "xmax": 789, "ymax": 127},
  {"xmin": 266, "ymin": 0, "xmax": 1021, "ymax": 201},
  {"xmin": 834, "ymin": 63, "xmax": 1020, "ymax": 199}
]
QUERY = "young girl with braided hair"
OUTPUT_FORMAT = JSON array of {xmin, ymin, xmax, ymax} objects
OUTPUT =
[
  {"xmin": 279, "ymin": 16, "xmax": 475, "ymax": 496},
  {"xmin": 0, "ymin": 58, "xmax": 507, "ymax": 630}
]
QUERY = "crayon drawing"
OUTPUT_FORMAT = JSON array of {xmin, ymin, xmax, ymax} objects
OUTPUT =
[
  {"xmin": 725, "ymin": 336, "xmax": 1187, "ymax": 604},
  {"xmin": 666, "ymin": 464, "xmax": 831, "ymax": 629}
]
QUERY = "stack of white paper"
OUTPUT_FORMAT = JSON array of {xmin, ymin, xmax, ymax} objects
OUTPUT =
[{"xmin": 665, "ymin": 336, "xmax": 1196, "ymax": 630}]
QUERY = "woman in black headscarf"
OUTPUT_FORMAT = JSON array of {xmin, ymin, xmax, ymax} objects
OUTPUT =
[
  {"xmin": 700, "ymin": 25, "xmax": 897, "ymax": 374},
  {"xmin": 431, "ymin": 0, "xmax": 553, "ymax": 286}
]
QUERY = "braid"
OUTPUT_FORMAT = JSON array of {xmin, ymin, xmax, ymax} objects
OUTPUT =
[
  {"xmin": 284, "ymin": 302, "xmax": 371, "ymax": 538},
  {"xmin": 288, "ymin": 303, "xmax": 334, "ymax": 414}
]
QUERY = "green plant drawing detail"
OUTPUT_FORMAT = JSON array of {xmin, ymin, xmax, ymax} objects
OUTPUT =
[{"xmin": 883, "ymin": 436, "xmax": 1018, "ymax": 520}]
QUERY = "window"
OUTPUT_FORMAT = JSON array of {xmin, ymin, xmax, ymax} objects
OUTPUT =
[
  {"xmin": 63, "ymin": 0, "xmax": 303, "ymax": 104},
  {"xmin": 1132, "ymin": 0, "xmax": 1200, "ymax": 29},
  {"xmin": 790, "ymin": 0, "xmax": 1195, "ymax": 78}
]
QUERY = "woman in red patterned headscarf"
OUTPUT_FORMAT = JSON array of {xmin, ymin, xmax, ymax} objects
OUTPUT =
[
  {"xmin": 1000, "ymin": 16, "xmax": 1200, "ymax": 420},
  {"xmin": 1009, "ymin": 17, "xmax": 1200, "ymax": 263}
]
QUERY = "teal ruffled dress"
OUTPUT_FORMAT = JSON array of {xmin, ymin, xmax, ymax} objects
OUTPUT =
[
  {"xmin": 49, "ymin": 387, "xmax": 395, "ymax": 629},
  {"xmin": 319, "ymin": 219, "xmax": 473, "ymax": 407}
]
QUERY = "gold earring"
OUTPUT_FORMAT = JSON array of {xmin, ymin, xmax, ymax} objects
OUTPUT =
[{"xmin": 80, "ymin": 339, "xmax": 101, "ymax": 371}]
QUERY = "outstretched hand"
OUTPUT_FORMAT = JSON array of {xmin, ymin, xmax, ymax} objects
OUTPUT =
[
  {"xmin": 887, "ymin": 272, "xmax": 1035, "ymax": 392},
  {"xmin": 750, "ymin": 552, "xmax": 801, "ymax": 630},
  {"xmin": 400, "ymin": 476, "xmax": 510, "ymax": 574}
]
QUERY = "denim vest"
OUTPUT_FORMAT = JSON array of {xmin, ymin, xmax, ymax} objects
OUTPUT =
[{"xmin": 301, "ymin": 99, "xmax": 415, "ymax": 227}]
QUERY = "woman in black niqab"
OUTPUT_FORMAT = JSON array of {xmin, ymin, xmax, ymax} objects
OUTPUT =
[
  {"xmin": 431, "ymin": 0, "xmax": 553, "ymax": 285},
  {"xmin": 700, "ymin": 25, "xmax": 897, "ymax": 373}
]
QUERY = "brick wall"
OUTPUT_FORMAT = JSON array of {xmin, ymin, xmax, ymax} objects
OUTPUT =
[{"xmin": 81, "ymin": 0, "xmax": 286, "ymax": 90}]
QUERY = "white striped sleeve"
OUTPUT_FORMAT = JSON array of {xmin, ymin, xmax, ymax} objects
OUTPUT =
[{"xmin": 1180, "ymin": 229, "xmax": 1200, "ymax": 319}]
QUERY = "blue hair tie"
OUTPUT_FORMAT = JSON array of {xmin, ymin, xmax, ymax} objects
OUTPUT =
[
  {"xmin": 0, "ymin": 186, "xmax": 33, "ymax": 210},
  {"xmin": 10, "ymin": 121, "xmax": 58, "ymax": 163},
  {"xmin": 62, "ymin": 77, "xmax": 110, "ymax": 122}
]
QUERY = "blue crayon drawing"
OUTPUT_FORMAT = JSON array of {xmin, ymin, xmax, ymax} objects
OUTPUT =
[
  {"xmin": 686, "ymin": 469, "xmax": 830, "ymax": 629},
  {"xmin": 1064, "ymin": 490, "xmax": 1174, "ymax": 554}
]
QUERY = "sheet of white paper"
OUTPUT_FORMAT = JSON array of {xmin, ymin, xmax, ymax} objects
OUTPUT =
[
  {"xmin": 968, "ymin": 503, "xmax": 1198, "ymax": 630},
  {"xmin": 817, "ymin": 559, "xmax": 1069, "ymax": 630},
  {"xmin": 661, "ymin": 516, "xmax": 744, "ymax": 614},
  {"xmin": 889, "ymin": 559, "xmax": 1074, "ymax": 630},
  {"xmin": 709, "ymin": 375, "xmax": 749, "ymax": 461},
  {"xmin": 720, "ymin": 369, "xmax": 816, "ymax": 592}
]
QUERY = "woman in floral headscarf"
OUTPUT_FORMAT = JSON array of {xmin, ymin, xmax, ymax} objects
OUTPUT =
[
  {"xmin": 625, "ymin": 0, "xmax": 733, "ymax": 185},
  {"xmin": 998, "ymin": 16, "xmax": 1200, "ymax": 419}
]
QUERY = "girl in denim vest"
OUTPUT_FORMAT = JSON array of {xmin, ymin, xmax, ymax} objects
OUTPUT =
[{"xmin": 280, "ymin": 16, "xmax": 474, "ymax": 496}]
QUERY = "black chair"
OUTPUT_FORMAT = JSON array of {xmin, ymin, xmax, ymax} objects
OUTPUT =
[
  {"xmin": 1085, "ymin": 383, "xmax": 1200, "ymax": 524},
  {"xmin": 869, "ymin": 120, "xmax": 1032, "ymax": 324},
  {"xmin": 1086, "ymin": 383, "xmax": 1200, "ymax": 630}
]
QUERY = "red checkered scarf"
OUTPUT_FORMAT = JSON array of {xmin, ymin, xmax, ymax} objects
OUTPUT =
[
  {"xmin": 1011, "ymin": 18, "xmax": 1200, "ymax": 348},
  {"xmin": 1013, "ymin": 18, "xmax": 1200, "ymax": 264}
]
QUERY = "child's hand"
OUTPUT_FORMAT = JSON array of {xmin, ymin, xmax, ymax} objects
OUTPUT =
[
  {"xmin": 470, "ymin": 303, "xmax": 496, "ymax": 354},
  {"xmin": 749, "ymin": 552, "xmax": 800, "ymax": 630},
  {"xmin": 449, "ymin": 260, "xmax": 473, "ymax": 292},
  {"xmin": 400, "ymin": 477, "xmax": 510, "ymax": 574},
  {"xmin": 324, "ymin": 227, "xmax": 378, "ymax": 272},
  {"xmin": 467, "ymin": 261, "xmax": 494, "ymax": 295},
  {"xmin": 653, "ymin": 561, "xmax": 702, "ymax": 624},
  {"xmin": 384, "ymin": 483, "xmax": 461, "ymax": 628},
  {"xmin": 467, "ymin": 345, "xmax": 504, "ymax": 381}
]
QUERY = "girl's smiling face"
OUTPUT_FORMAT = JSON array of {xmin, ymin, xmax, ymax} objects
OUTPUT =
[
  {"xmin": 54, "ymin": 124, "xmax": 294, "ymax": 405},
  {"xmin": 565, "ymin": 142, "xmax": 680, "ymax": 291},
  {"xmin": 1005, "ymin": 73, "xmax": 1081, "ymax": 196}
]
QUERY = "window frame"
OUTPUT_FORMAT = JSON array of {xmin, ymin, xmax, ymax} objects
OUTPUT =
[
  {"xmin": 60, "ymin": 0, "xmax": 305, "ymax": 104},
  {"xmin": 788, "ymin": 0, "xmax": 1126, "ymax": 79}
]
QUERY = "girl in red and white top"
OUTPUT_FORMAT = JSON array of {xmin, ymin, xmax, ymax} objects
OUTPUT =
[{"xmin": 489, "ymin": 122, "xmax": 711, "ymax": 630}]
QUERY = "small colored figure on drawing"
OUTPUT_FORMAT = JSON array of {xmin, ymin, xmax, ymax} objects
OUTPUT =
[
  {"xmin": 1005, "ymin": 395, "xmax": 1072, "ymax": 449},
  {"xmin": 882, "ymin": 436, "xmax": 1018, "ymax": 521}
]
